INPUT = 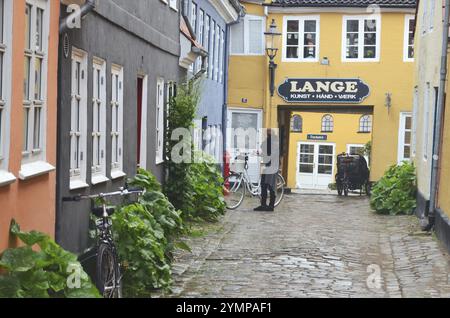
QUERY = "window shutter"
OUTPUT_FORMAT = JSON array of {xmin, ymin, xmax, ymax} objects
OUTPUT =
[{"xmin": 230, "ymin": 22, "xmax": 244, "ymax": 54}]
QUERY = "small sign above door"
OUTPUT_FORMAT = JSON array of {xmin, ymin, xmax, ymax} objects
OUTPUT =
[
  {"xmin": 278, "ymin": 78, "xmax": 370, "ymax": 104},
  {"xmin": 307, "ymin": 134, "xmax": 328, "ymax": 141}
]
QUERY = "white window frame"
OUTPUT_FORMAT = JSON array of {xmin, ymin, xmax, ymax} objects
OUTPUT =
[
  {"xmin": 204, "ymin": 14, "xmax": 210, "ymax": 77},
  {"xmin": 169, "ymin": 0, "xmax": 178, "ymax": 11},
  {"xmin": 156, "ymin": 77, "xmax": 165, "ymax": 165},
  {"xmin": 214, "ymin": 24, "xmax": 220, "ymax": 82},
  {"xmin": 0, "ymin": 0, "xmax": 15, "ymax": 186},
  {"xmin": 210, "ymin": 20, "xmax": 216, "ymax": 79},
  {"xmin": 230, "ymin": 15, "xmax": 265, "ymax": 56},
  {"xmin": 20, "ymin": 0, "xmax": 54, "ymax": 181},
  {"xmin": 195, "ymin": 9, "xmax": 204, "ymax": 72},
  {"xmin": 398, "ymin": 112, "xmax": 412, "ymax": 163},
  {"xmin": 220, "ymin": 29, "xmax": 225, "ymax": 83},
  {"xmin": 359, "ymin": 114, "xmax": 372, "ymax": 133},
  {"xmin": 423, "ymin": 84, "xmax": 431, "ymax": 161},
  {"xmin": 91, "ymin": 57, "xmax": 108, "ymax": 185},
  {"xmin": 342, "ymin": 15, "xmax": 381, "ymax": 63},
  {"xmin": 347, "ymin": 144, "xmax": 369, "ymax": 163},
  {"xmin": 403, "ymin": 15, "xmax": 415, "ymax": 62},
  {"xmin": 321, "ymin": 114, "xmax": 334, "ymax": 133},
  {"xmin": 282, "ymin": 15, "xmax": 320, "ymax": 62},
  {"xmin": 412, "ymin": 87, "xmax": 418, "ymax": 157},
  {"xmin": 69, "ymin": 48, "xmax": 88, "ymax": 190},
  {"xmin": 111, "ymin": 65, "xmax": 125, "ymax": 179}
]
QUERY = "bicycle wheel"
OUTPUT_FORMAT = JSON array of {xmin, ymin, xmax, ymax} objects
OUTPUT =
[
  {"xmin": 274, "ymin": 173, "xmax": 286, "ymax": 207},
  {"xmin": 96, "ymin": 243, "xmax": 121, "ymax": 298},
  {"xmin": 223, "ymin": 173, "xmax": 245, "ymax": 210}
]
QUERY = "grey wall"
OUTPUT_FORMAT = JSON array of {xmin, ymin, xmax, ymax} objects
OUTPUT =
[{"xmin": 56, "ymin": 0, "xmax": 181, "ymax": 253}]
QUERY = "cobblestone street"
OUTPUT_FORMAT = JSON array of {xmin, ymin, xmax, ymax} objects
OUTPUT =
[{"xmin": 163, "ymin": 193, "xmax": 450, "ymax": 298}]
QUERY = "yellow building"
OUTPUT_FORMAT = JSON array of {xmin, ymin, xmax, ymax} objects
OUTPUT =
[{"xmin": 227, "ymin": 0, "xmax": 416, "ymax": 189}]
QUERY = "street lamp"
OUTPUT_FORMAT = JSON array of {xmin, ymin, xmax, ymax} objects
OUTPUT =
[{"xmin": 265, "ymin": 19, "xmax": 281, "ymax": 97}]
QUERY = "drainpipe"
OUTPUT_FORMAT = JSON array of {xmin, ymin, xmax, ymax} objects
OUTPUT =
[
  {"xmin": 222, "ymin": 10, "xmax": 245, "ymax": 165},
  {"xmin": 59, "ymin": 0, "xmax": 96, "ymax": 34},
  {"xmin": 424, "ymin": 0, "xmax": 450, "ymax": 231}
]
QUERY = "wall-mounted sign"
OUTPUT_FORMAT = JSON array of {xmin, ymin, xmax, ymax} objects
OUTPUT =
[
  {"xmin": 278, "ymin": 78, "xmax": 370, "ymax": 104},
  {"xmin": 307, "ymin": 134, "xmax": 328, "ymax": 141}
]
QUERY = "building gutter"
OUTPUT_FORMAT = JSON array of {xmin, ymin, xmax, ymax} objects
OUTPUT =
[
  {"xmin": 424, "ymin": 0, "xmax": 450, "ymax": 231},
  {"xmin": 59, "ymin": 0, "xmax": 96, "ymax": 34}
]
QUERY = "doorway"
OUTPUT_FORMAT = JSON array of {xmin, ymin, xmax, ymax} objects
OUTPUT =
[{"xmin": 297, "ymin": 142, "xmax": 335, "ymax": 189}]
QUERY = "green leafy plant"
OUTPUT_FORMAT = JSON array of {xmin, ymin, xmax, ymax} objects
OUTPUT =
[
  {"xmin": 111, "ymin": 169, "xmax": 188, "ymax": 297},
  {"xmin": 0, "ymin": 220, "xmax": 100, "ymax": 298},
  {"xmin": 185, "ymin": 152, "xmax": 226, "ymax": 222},
  {"xmin": 370, "ymin": 162, "xmax": 417, "ymax": 215}
]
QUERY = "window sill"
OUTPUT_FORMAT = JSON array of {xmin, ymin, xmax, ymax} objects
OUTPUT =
[
  {"xmin": 70, "ymin": 179, "xmax": 89, "ymax": 191},
  {"xmin": 155, "ymin": 159, "xmax": 164, "ymax": 166},
  {"xmin": 92, "ymin": 175, "xmax": 109, "ymax": 185},
  {"xmin": 111, "ymin": 170, "xmax": 126, "ymax": 180},
  {"xmin": 357, "ymin": 131, "xmax": 372, "ymax": 134},
  {"xmin": 19, "ymin": 161, "xmax": 55, "ymax": 181},
  {"xmin": 0, "ymin": 170, "xmax": 16, "ymax": 187}
]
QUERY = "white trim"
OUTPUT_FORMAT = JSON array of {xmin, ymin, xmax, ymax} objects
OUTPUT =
[
  {"xmin": 19, "ymin": 160, "xmax": 55, "ymax": 180},
  {"xmin": 0, "ymin": 170, "xmax": 16, "ymax": 187},
  {"xmin": 70, "ymin": 179, "xmax": 89, "ymax": 190},
  {"xmin": 0, "ymin": 0, "xmax": 12, "ymax": 172},
  {"xmin": 138, "ymin": 75, "xmax": 148, "ymax": 170},
  {"xmin": 70, "ymin": 48, "xmax": 88, "ymax": 189},
  {"xmin": 209, "ymin": 0, "xmax": 239, "ymax": 24},
  {"xmin": 403, "ymin": 14, "xmax": 415, "ymax": 62},
  {"xmin": 111, "ymin": 64, "xmax": 124, "ymax": 177},
  {"xmin": 282, "ymin": 15, "xmax": 320, "ymax": 63},
  {"xmin": 230, "ymin": 15, "xmax": 265, "ymax": 56},
  {"xmin": 22, "ymin": 0, "xmax": 50, "ymax": 165},
  {"xmin": 91, "ymin": 57, "xmax": 108, "ymax": 184},
  {"xmin": 423, "ymin": 84, "xmax": 431, "ymax": 161},
  {"xmin": 342, "ymin": 15, "xmax": 381, "ymax": 63},
  {"xmin": 156, "ymin": 77, "xmax": 165, "ymax": 165},
  {"xmin": 398, "ymin": 112, "xmax": 412, "ymax": 163}
]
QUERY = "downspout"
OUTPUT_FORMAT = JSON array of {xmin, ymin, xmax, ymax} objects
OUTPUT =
[
  {"xmin": 424, "ymin": 0, "xmax": 450, "ymax": 231},
  {"xmin": 59, "ymin": 0, "xmax": 96, "ymax": 34},
  {"xmin": 222, "ymin": 10, "xmax": 245, "ymax": 163}
]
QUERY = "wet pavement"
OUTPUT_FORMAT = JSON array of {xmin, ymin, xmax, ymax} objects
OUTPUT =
[{"xmin": 160, "ymin": 192, "xmax": 450, "ymax": 298}]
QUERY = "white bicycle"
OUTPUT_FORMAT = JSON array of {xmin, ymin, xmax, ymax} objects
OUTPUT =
[{"xmin": 223, "ymin": 153, "xmax": 286, "ymax": 210}]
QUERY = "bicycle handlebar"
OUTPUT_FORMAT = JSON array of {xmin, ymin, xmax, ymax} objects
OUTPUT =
[{"xmin": 63, "ymin": 188, "xmax": 144, "ymax": 202}]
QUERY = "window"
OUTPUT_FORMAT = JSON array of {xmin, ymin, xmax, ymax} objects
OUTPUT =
[
  {"xmin": 111, "ymin": 65, "xmax": 124, "ymax": 179},
  {"xmin": 321, "ymin": 115, "xmax": 334, "ymax": 132},
  {"xmin": 423, "ymin": 84, "xmax": 431, "ymax": 161},
  {"xmin": 291, "ymin": 115, "xmax": 303, "ymax": 132},
  {"xmin": 169, "ymin": 0, "xmax": 177, "ymax": 10},
  {"xmin": 191, "ymin": 2, "xmax": 197, "ymax": 31},
  {"xmin": 22, "ymin": 0, "xmax": 48, "ymax": 163},
  {"xmin": 283, "ymin": 16, "xmax": 319, "ymax": 61},
  {"xmin": 214, "ymin": 24, "xmax": 220, "ymax": 81},
  {"xmin": 91, "ymin": 58, "xmax": 107, "ymax": 184},
  {"xmin": 359, "ymin": 115, "xmax": 372, "ymax": 132},
  {"xmin": 398, "ymin": 113, "xmax": 412, "ymax": 163},
  {"xmin": 412, "ymin": 87, "xmax": 418, "ymax": 156},
  {"xmin": 156, "ymin": 78, "xmax": 165, "ymax": 164},
  {"xmin": 230, "ymin": 15, "xmax": 265, "ymax": 55},
  {"xmin": 220, "ymin": 29, "xmax": 225, "ymax": 83},
  {"xmin": 204, "ymin": 15, "xmax": 210, "ymax": 76},
  {"xmin": 70, "ymin": 49, "xmax": 88, "ymax": 189},
  {"xmin": 210, "ymin": 20, "xmax": 215, "ymax": 80},
  {"xmin": 0, "ymin": 0, "xmax": 14, "ymax": 184},
  {"xmin": 195, "ymin": 9, "xmax": 204, "ymax": 72},
  {"xmin": 343, "ymin": 16, "xmax": 380, "ymax": 62},
  {"xmin": 404, "ymin": 15, "xmax": 415, "ymax": 61}
]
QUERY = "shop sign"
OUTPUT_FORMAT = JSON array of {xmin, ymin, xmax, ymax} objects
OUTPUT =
[
  {"xmin": 278, "ymin": 78, "xmax": 370, "ymax": 104},
  {"xmin": 307, "ymin": 134, "xmax": 328, "ymax": 141}
]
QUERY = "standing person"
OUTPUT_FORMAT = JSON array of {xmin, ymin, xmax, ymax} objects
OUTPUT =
[{"xmin": 254, "ymin": 129, "xmax": 280, "ymax": 212}]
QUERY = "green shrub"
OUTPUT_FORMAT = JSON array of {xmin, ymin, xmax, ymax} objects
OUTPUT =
[
  {"xmin": 370, "ymin": 162, "xmax": 417, "ymax": 215},
  {"xmin": 185, "ymin": 152, "xmax": 226, "ymax": 222},
  {"xmin": 111, "ymin": 169, "xmax": 187, "ymax": 297},
  {"xmin": 0, "ymin": 220, "xmax": 100, "ymax": 298}
]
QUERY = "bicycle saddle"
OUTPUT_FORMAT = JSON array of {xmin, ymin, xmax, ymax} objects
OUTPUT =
[{"xmin": 91, "ymin": 207, "xmax": 115, "ymax": 218}]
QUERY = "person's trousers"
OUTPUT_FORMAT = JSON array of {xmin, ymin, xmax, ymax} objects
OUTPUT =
[{"xmin": 261, "ymin": 182, "xmax": 276, "ymax": 207}]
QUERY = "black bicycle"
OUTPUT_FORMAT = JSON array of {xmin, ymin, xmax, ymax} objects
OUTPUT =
[{"xmin": 63, "ymin": 186, "xmax": 143, "ymax": 298}]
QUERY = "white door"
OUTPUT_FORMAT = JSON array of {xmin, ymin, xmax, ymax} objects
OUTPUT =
[
  {"xmin": 227, "ymin": 108, "xmax": 262, "ymax": 183},
  {"xmin": 297, "ymin": 142, "xmax": 335, "ymax": 189}
]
